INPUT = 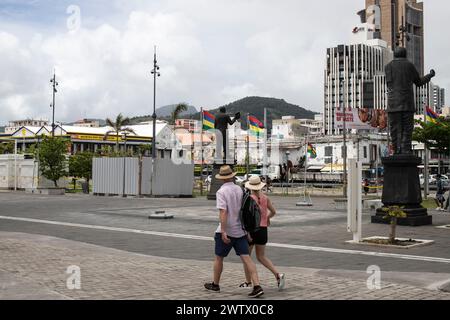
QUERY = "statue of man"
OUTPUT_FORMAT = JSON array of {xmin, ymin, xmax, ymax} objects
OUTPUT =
[
  {"xmin": 385, "ymin": 47, "xmax": 435, "ymax": 155},
  {"xmin": 214, "ymin": 107, "xmax": 241, "ymax": 163}
]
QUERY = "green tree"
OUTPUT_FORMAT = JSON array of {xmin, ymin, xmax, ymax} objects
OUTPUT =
[
  {"xmin": 0, "ymin": 142, "xmax": 14, "ymax": 154},
  {"xmin": 104, "ymin": 114, "xmax": 136, "ymax": 152},
  {"xmin": 413, "ymin": 118, "xmax": 450, "ymax": 154},
  {"xmin": 38, "ymin": 137, "xmax": 68, "ymax": 187},
  {"xmin": 381, "ymin": 206, "xmax": 407, "ymax": 244},
  {"xmin": 171, "ymin": 103, "xmax": 188, "ymax": 125},
  {"xmin": 413, "ymin": 118, "xmax": 450, "ymax": 172},
  {"xmin": 69, "ymin": 152, "xmax": 94, "ymax": 185},
  {"xmin": 137, "ymin": 145, "xmax": 152, "ymax": 157}
]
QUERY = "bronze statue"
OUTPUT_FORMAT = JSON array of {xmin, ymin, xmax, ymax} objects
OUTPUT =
[
  {"xmin": 214, "ymin": 107, "xmax": 240, "ymax": 163},
  {"xmin": 385, "ymin": 47, "xmax": 435, "ymax": 154}
]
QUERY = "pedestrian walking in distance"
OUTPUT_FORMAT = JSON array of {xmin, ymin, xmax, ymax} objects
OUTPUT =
[
  {"xmin": 240, "ymin": 175, "xmax": 285, "ymax": 291},
  {"xmin": 204, "ymin": 165, "xmax": 264, "ymax": 298},
  {"xmin": 363, "ymin": 179, "xmax": 370, "ymax": 196},
  {"xmin": 435, "ymin": 174, "xmax": 445, "ymax": 211}
]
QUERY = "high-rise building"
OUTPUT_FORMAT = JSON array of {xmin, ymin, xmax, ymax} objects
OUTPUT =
[
  {"xmin": 365, "ymin": 0, "xmax": 424, "ymax": 75},
  {"xmin": 323, "ymin": 1, "xmax": 443, "ymax": 134},
  {"xmin": 430, "ymin": 85, "xmax": 446, "ymax": 114},
  {"xmin": 323, "ymin": 24, "xmax": 392, "ymax": 135}
]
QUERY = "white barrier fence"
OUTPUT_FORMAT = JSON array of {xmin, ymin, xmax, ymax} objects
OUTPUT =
[
  {"xmin": 93, "ymin": 157, "xmax": 194, "ymax": 197},
  {"xmin": 0, "ymin": 155, "xmax": 37, "ymax": 190}
]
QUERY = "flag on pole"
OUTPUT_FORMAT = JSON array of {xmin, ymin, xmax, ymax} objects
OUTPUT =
[
  {"xmin": 307, "ymin": 143, "xmax": 317, "ymax": 159},
  {"xmin": 426, "ymin": 106, "xmax": 439, "ymax": 123},
  {"xmin": 202, "ymin": 110, "xmax": 215, "ymax": 130},
  {"xmin": 248, "ymin": 115, "xmax": 264, "ymax": 137}
]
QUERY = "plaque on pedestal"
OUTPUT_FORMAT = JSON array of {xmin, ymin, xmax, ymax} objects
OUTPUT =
[{"xmin": 207, "ymin": 161, "xmax": 236, "ymax": 201}]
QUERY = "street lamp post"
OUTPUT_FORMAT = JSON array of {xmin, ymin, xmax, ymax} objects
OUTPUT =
[
  {"xmin": 396, "ymin": 16, "xmax": 410, "ymax": 48},
  {"xmin": 122, "ymin": 132, "xmax": 128, "ymax": 198},
  {"xmin": 151, "ymin": 46, "xmax": 161, "ymax": 159},
  {"xmin": 50, "ymin": 70, "xmax": 59, "ymax": 137},
  {"xmin": 286, "ymin": 151, "xmax": 290, "ymax": 195}
]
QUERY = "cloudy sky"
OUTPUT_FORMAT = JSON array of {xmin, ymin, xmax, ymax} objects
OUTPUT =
[{"xmin": 0, "ymin": 0, "xmax": 448, "ymax": 124}]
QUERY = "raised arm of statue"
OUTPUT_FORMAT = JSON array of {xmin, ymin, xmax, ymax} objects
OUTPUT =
[
  {"xmin": 413, "ymin": 66, "xmax": 435, "ymax": 87},
  {"xmin": 228, "ymin": 112, "xmax": 241, "ymax": 125}
]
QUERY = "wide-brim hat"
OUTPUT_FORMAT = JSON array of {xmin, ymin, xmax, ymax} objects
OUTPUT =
[
  {"xmin": 215, "ymin": 165, "xmax": 237, "ymax": 180},
  {"xmin": 245, "ymin": 175, "xmax": 266, "ymax": 191}
]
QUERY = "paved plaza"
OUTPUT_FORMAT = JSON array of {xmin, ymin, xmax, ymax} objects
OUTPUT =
[{"xmin": 0, "ymin": 191, "xmax": 449, "ymax": 300}]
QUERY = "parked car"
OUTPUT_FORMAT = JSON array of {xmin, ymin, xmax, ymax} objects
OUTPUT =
[
  {"xmin": 419, "ymin": 174, "xmax": 449, "ymax": 186},
  {"xmin": 204, "ymin": 174, "xmax": 245, "ymax": 186},
  {"xmin": 235, "ymin": 175, "xmax": 245, "ymax": 186}
]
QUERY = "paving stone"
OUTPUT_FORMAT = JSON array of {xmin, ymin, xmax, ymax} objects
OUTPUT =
[{"xmin": 0, "ymin": 232, "xmax": 449, "ymax": 300}]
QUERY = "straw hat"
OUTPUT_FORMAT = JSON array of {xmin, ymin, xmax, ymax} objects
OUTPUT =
[
  {"xmin": 215, "ymin": 165, "xmax": 237, "ymax": 180},
  {"xmin": 245, "ymin": 175, "xmax": 266, "ymax": 191}
]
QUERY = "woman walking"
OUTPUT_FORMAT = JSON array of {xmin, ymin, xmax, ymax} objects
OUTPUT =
[{"xmin": 240, "ymin": 176, "xmax": 285, "ymax": 290}]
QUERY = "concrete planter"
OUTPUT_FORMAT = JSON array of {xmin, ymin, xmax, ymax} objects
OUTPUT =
[
  {"xmin": 363, "ymin": 199, "xmax": 383, "ymax": 211},
  {"xmin": 346, "ymin": 236, "xmax": 434, "ymax": 249},
  {"xmin": 26, "ymin": 188, "xmax": 66, "ymax": 195}
]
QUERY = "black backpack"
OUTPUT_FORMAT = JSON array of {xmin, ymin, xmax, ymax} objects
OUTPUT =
[{"xmin": 239, "ymin": 188, "xmax": 261, "ymax": 233}]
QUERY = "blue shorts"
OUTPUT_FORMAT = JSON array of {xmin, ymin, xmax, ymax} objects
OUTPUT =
[{"xmin": 214, "ymin": 233, "xmax": 249, "ymax": 257}]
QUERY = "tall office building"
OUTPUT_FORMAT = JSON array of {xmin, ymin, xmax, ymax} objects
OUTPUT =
[
  {"xmin": 323, "ymin": 24, "xmax": 392, "ymax": 135},
  {"xmin": 323, "ymin": 1, "xmax": 442, "ymax": 134},
  {"xmin": 365, "ymin": 0, "xmax": 424, "ymax": 75},
  {"xmin": 430, "ymin": 85, "xmax": 446, "ymax": 114}
]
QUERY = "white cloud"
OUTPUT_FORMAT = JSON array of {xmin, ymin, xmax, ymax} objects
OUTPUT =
[
  {"xmin": 0, "ymin": 10, "xmax": 206, "ymax": 123},
  {"xmin": 0, "ymin": 0, "xmax": 448, "ymax": 125},
  {"xmin": 220, "ymin": 83, "xmax": 260, "ymax": 102}
]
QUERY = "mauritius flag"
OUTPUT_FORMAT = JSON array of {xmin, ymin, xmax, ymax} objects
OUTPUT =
[
  {"xmin": 203, "ymin": 110, "xmax": 215, "ymax": 130},
  {"xmin": 426, "ymin": 106, "xmax": 439, "ymax": 124},
  {"xmin": 248, "ymin": 115, "xmax": 264, "ymax": 137},
  {"xmin": 307, "ymin": 143, "xmax": 317, "ymax": 159}
]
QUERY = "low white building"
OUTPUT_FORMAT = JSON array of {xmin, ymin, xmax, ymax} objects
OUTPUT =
[
  {"xmin": 5, "ymin": 119, "xmax": 49, "ymax": 134},
  {"xmin": 307, "ymin": 134, "xmax": 388, "ymax": 171},
  {"xmin": 0, "ymin": 121, "xmax": 186, "ymax": 160}
]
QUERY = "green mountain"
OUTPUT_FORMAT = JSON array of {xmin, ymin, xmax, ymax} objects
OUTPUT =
[
  {"xmin": 191, "ymin": 96, "xmax": 318, "ymax": 130},
  {"xmin": 129, "ymin": 104, "xmax": 198, "ymax": 124},
  {"xmin": 155, "ymin": 104, "xmax": 198, "ymax": 118}
]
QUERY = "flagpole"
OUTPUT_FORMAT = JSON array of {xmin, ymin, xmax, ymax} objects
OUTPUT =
[
  {"xmin": 246, "ymin": 114, "xmax": 250, "ymax": 179},
  {"xmin": 304, "ymin": 135, "xmax": 308, "ymax": 199},
  {"xmin": 200, "ymin": 108, "xmax": 204, "ymax": 196},
  {"xmin": 263, "ymin": 108, "xmax": 268, "ymax": 182},
  {"xmin": 424, "ymin": 105, "xmax": 429, "ymax": 200}
]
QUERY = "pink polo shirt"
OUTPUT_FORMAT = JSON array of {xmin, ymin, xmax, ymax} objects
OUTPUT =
[{"xmin": 215, "ymin": 182, "xmax": 245, "ymax": 238}]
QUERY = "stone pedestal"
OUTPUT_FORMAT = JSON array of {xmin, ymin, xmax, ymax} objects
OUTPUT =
[
  {"xmin": 371, "ymin": 154, "xmax": 432, "ymax": 226},
  {"xmin": 207, "ymin": 165, "xmax": 222, "ymax": 201},
  {"xmin": 207, "ymin": 162, "xmax": 236, "ymax": 201}
]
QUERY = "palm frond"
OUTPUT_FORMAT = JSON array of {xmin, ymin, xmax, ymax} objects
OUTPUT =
[
  {"xmin": 121, "ymin": 117, "xmax": 132, "ymax": 126},
  {"xmin": 171, "ymin": 103, "xmax": 189, "ymax": 124},
  {"xmin": 103, "ymin": 130, "xmax": 116, "ymax": 140},
  {"xmin": 121, "ymin": 128, "xmax": 137, "ymax": 136},
  {"xmin": 105, "ymin": 118, "xmax": 115, "ymax": 128},
  {"xmin": 116, "ymin": 113, "xmax": 124, "ymax": 125}
]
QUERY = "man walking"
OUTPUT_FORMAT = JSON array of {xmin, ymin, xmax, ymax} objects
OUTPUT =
[
  {"xmin": 204, "ymin": 165, "xmax": 264, "ymax": 298},
  {"xmin": 435, "ymin": 174, "xmax": 446, "ymax": 211}
]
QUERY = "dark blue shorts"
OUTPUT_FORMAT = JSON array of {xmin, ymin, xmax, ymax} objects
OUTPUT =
[{"xmin": 214, "ymin": 233, "xmax": 249, "ymax": 257}]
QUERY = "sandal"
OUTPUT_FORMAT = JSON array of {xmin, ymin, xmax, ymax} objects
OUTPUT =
[{"xmin": 239, "ymin": 282, "xmax": 252, "ymax": 288}]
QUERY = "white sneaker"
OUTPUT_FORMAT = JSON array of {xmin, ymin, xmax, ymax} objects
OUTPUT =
[{"xmin": 277, "ymin": 273, "xmax": 286, "ymax": 291}]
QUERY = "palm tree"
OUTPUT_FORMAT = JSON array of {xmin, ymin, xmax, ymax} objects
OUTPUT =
[
  {"xmin": 170, "ymin": 103, "xmax": 188, "ymax": 126},
  {"xmin": 104, "ymin": 114, "xmax": 136, "ymax": 152}
]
